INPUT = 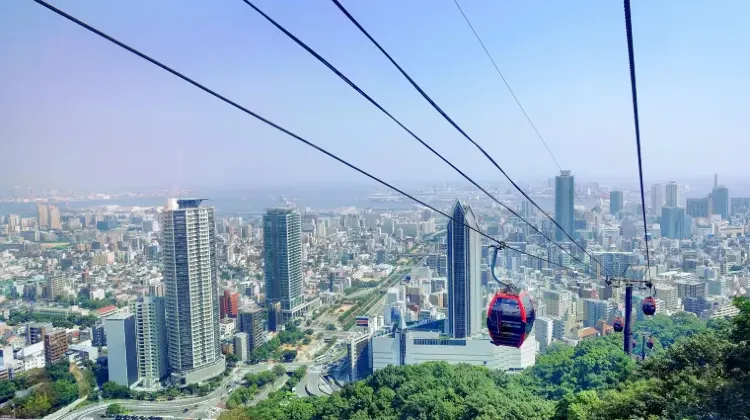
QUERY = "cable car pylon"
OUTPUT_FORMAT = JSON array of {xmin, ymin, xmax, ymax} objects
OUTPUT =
[{"xmin": 605, "ymin": 267, "xmax": 653, "ymax": 355}]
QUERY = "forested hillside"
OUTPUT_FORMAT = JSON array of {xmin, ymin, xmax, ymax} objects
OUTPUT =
[{"xmin": 220, "ymin": 298, "xmax": 750, "ymax": 420}]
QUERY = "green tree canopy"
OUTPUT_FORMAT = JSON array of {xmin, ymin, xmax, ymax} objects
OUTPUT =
[
  {"xmin": 218, "ymin": 298, "xmax": 750, "ymax": 420},
  {"xmin": 106, "ymin": 403, "xmax": 127, "ymax": 416}
]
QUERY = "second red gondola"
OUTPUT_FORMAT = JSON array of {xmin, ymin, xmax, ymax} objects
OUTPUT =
[
  {"xmin": 642, "ymin": 296, "xmax": 657, "ymax": 316},
  {"xmin": 612, "ymin": 316, "xmax": 624, "ymax": 332}
]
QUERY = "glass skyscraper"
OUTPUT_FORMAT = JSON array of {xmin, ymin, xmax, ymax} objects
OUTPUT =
[
  {"xmin": 686, "ymin": 197, "xmax": 711, "ymax": 218},
  {"xmin": 162, "ymin": 199, "xmax": 224, "ymax": 386},
  {"xmin": 660, "ymin": 206, "xmax": 689, "ymax": 239},
  {"xmin": 445, "ymin": 200, "xmax": 481, "ymax": 339},
  {"xmin": 609, "ymin": 190, "xmax": 623, "ymax": 216},
  {"xmin": 712, "ymin": 185, "xmax": 729, "ymax": 220},
  {"xmin": 264, "ymin": 208, "xmax": 304, "ymax": 329},
  {"xmin": 555, "ymin": 170, "xmax": 575, "ymax": 241}
]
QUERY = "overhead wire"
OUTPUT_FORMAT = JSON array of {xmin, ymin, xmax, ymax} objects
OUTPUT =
[
  {"xmin": 329, "ymin": 0, "xmax": 612, "ymax": 278},
  {"xmin": 450, "ymin": 0, "xmax": 595, "ymax": 219},
  {"xmin": 451, "ymin": 0, "xmax": 560, "ymax": 171},
  {"xmin": 238, "ymin": 0, "xmax": 601, "ymax": 275},
  {"xmin": 623, "ymin": 0, "xmax": 652, "ymax": 279},
  {"xmin": 29, "ymin": 0, "xmax": 583, "ymax": 276},
  {"xmin": 451, "ymin": 0, "xmax": 615, "ymax": 277}
]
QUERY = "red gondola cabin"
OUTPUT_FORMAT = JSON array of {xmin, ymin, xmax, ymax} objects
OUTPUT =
[
  {"xmin": 642, "ymin": 296, "xmax": 657, "ymax": 316},
  {"xmin": 487, "ymin": 290, "xmax": 535, "ymax": 348},
  {"xmin": 612, "ymin": 316, "xmax": 624, "ymax": 332}
]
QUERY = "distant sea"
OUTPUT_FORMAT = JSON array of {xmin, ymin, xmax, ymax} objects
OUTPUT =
[{"xmin": 0, "ymin": 186, "xmax": 422, "ymax": 217}]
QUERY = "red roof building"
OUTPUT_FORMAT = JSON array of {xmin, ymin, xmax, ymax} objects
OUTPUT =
[{"xmin": 96, "ymin": 305, "xmax": 119, "ymax": 318}]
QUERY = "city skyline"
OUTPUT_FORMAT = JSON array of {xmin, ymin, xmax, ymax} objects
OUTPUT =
[{"xmin": 6, "ymin": 172, "xmax": 750, "ymax": 199}]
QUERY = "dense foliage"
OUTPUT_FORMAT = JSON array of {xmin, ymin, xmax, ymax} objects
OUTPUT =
[
  {"xmin": 344, "ymin": 281, "xmax": 380, "ymax": 295},
  {"xmin": 226, "ymin": 368, "xmax": 287, "ymax": 409},
  {"xmin": 283, "ymin": 366, "xmax": 307, "ymax": 392},
  {"xmin": 0, "ymin": 361, "xmax": 95, "ymax": 418},
  {"xmin": 248, "ymin": 322, "xmax": 311, "ymax": 364},
  {"xmin": 106, "ymin": 403, "xmax": 127, "ymax": 416},
  {"xmin": 220, "ymin": 298, "xmax": 750, "ymax": 420},
  {"xmin": 6, "ymin": 310, "xmax": 99, "ymax": 329},
  {"xmin": 77, "ymin": 297, "xmax": 117, "ymax": 310}
]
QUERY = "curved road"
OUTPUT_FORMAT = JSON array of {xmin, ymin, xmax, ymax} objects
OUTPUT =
[{"xmin": 58, "ymin": 363, "xmax": 309, "ymax": 420}]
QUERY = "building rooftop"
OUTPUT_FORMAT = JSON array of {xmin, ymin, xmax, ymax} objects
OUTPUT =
[
  {"xmin": 177, "ymin": 199, "xmax": 206, "ymax": 209},
  {"xmin": 95, "ymin": 305, "xmax": 118, "ymax": 316},
  {"xmin": 104, "ymin": 311, "xmax": 131, "ymax": 320}
]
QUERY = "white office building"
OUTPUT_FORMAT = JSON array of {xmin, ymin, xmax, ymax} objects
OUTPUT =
[
  {"xmin": 535, "ymin": 317, "xmax": 554, "ymax": 353},
  {"xmin": 131, "ymin": 296, "xmax": 169, "ymax": 388},
  {"xmin": 234, "ymin": 333, "xmax": 249, "ymax": 362},
  {"xmin": 15, "ymin": 342, "xmax": 45, "ymax": 371},
  {"xmin": 371, "ymin": 328, "xmax": 536, "ymax": 373},
  {"xmin": 105, "ymin": 312, "xmax": 138, "ymax": 387}
]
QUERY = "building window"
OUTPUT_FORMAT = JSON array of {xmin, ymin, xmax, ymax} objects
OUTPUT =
[{"xmin": 413, "ymin": 338, "xmax": 467, "ymax": 346}]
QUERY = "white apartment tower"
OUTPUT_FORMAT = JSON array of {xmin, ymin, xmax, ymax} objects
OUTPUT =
[
  {"xmin": 665, "ymin": 181, "xmax": 680, "ymax": 208},
  {"xmin": 162, "ymin": 199, "xmax": 224, "ymax": 386},
  {"xmin": 651, "ymin": 184, "xmax": 664, "ymax": 216},
  {"xmin": 131, "ymin": 295, "xmax": 169, "ymax": 388}
]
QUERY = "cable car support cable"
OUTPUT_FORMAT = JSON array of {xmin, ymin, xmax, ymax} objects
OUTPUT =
[
  {"xmin": 328, "ymin": 0, "xmax": 612, "ymax": 278},
  {"xmin": 451, "ymin": 0, "xmax": 560, "ymax": 171},
  {"xmin": 616, "ymin": 0, "xmax": 655, "ymax": 355},
  {"xmin": 623, "ymin": 0, "xmax": 651, "ymax": 275},
  {"xmin": 450, "ymin": 0, "xmax": 594, "ymax": 214},
  {"xmin": 28, "ymin": 0, "xmax": 582, "ymax": 278},
  {"xmin": 238, "ymin": 0, "xmax": 600, "ymax": 275}
]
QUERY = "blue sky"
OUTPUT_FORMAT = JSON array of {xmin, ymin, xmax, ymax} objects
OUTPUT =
[{"xmin": 1, "ymin": 0, "xmax": 748, "ymax": 191}]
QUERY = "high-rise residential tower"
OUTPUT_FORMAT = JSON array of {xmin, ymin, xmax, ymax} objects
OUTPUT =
[
  {"xmin": 48, "ymin": 205, "xmax": 61, "ymax": 230},
  {"xmin": 665, "ymin": 181, "xmax": 680, "ymax": 207},
  {"xmin": 131, "ymin": 295, "xmax": 169, "ymax": 388},
  {"xmin": 445, "ymin": 200, "xmax": 482, "ymax": 339},
  {"xmin": 263, "ymin": 208, "xmax": 304, "ymax": 329},
  {"xmin": 609, "ymin": 190, "xmax": 623, "ymax": 216},
  {"xmin": 37, "ymin": 203, "xmax": 48, "ymax": 230},
  {"xmin": 651, "ymin": 184, "xmax": 664, "ymax": 216},
  {"xmin": 555, "ymin": 170, "xmax": 575, "ymax": 241},
  {"xmin": 162, "ymin": 199, "xmax": 224, "ymax": 386}
]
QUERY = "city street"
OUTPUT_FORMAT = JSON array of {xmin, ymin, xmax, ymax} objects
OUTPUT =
[
  {"xmin": 348, "ymin": 255, "xmax": 429, "ymax": 331},
  {"xmin": 55, "ymin": 363, "xmax": 295, "ymax": 420}
]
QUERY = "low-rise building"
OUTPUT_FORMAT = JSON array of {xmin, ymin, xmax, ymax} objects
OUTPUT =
[{"xmin": 15, "ymin": 341, "xmax": 45, "ymax": 371}]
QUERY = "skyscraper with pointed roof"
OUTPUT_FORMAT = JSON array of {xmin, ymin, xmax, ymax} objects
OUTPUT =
[{"xmin": 445, "ymin": 200, "xmax": 482, "ymax": 338}]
